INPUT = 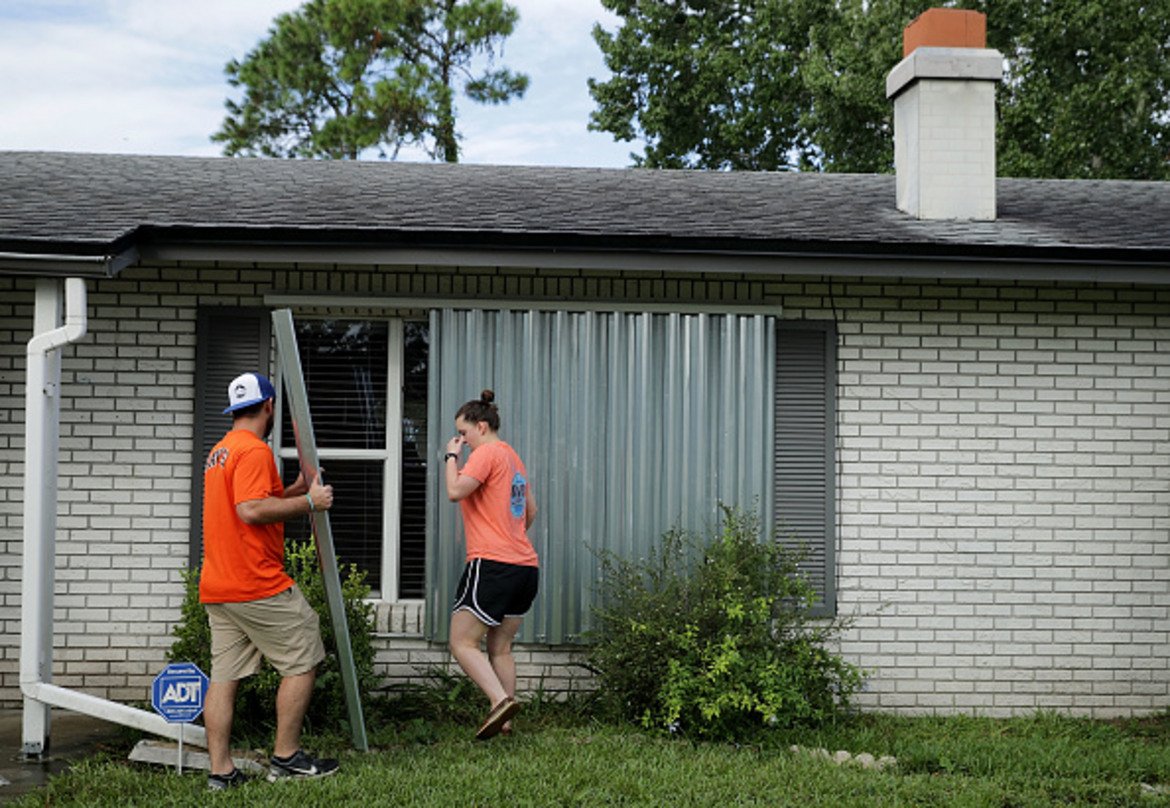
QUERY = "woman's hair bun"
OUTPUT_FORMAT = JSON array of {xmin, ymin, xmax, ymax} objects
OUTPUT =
[{"xmin": 480, "ymin": 389, "xmax": 495, "ymax": 404}]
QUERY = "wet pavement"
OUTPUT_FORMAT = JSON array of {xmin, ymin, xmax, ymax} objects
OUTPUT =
[{"xmin": 0, "ymin": 709, "xmax": 127, "ymax": 803}]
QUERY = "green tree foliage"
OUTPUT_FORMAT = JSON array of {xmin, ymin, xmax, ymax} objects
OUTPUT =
[
  {"xmin": 168, "ymin": 540, "xmax": 376, "ymax": 738},
  {"xmin": 587, "ymin": 506, "xmax": 863, "ymax": 739},
  {"xmin": 214, "ymin": 0, "xmax": 529, "ymax": 161},
  {"xmin": 589, "ymin": 0, "xmax": 1170, "ymax": 179},
  {"xmin": 990, "ymin": 0, "xmax": 1170, "ymax": 179},
  {"xmin": 587, "ymin": 1, "xmax": 819, "ymax": 170}
]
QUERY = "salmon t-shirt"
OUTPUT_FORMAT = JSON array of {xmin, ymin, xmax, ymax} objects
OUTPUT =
[
  {"xmin": 199, "ymin": 429, "xmax": 294, "ymax": 603},
  {"xmin": 459, "ymin": 441, "xmax": 538, "ymax": 567}
]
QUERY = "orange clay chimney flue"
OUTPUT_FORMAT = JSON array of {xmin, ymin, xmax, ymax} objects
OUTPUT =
[{"xmin": 903, "ymin": 8, "xmax": 987, "ymax": 56}]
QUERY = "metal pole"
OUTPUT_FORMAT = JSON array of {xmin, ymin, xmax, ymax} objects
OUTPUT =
[
  {"xmin": 271, "ymin": 309, "xmax": 369, "ymax": 752},
  {"xmin": 21, "ymin": 682, "xmax": 207, "ymax": 747}
]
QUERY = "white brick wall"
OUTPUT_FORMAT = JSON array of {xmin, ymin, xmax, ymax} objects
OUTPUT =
[
  {"xmin": 888, "ymin": 48, "xmax": 1002, "ymax": 221},
  {"xmin": 369, "ymin": 601, "xmax": 590, "ymax": 696},
  {"xmin": 0, "ymin": 263, "xmax": 759, "ymax": 706},
  {"xmin": 894, "ymin": 79, "xmax": 997, "ymax": 220},
  {"xmin": 797, "ymin": 278, "xmax": 1169, "ymax": 717},
  {"xmin": 1, "ymin": 267, "xmax": 1166, "ymax": 716}
]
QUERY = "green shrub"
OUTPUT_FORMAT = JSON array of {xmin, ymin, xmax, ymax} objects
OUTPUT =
[
  {"xmin": 586, "ymin": 506, "xmax": 864, "ymax": 739},
  {"xmin": 167, "ymin": 540, "xmax": 376, "ymax": 738}
]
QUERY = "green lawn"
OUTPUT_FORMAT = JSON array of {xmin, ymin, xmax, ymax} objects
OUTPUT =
[{"xmin": 12, "ymin": 708, "xmax": 1170, "ymax": 807}]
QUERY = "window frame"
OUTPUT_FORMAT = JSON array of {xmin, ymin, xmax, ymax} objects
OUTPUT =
[{"xmin": 273, "ymin": 315, "xmax": 414, "ymax": 602}]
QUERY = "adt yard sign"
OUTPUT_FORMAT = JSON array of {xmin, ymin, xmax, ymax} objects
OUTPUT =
[{"xmin": 151, "ymin": 662, "xmax": 209, "ymax": 723}]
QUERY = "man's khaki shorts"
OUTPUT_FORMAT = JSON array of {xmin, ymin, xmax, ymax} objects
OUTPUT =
[{"xmin": 205, "ymin": 585, "xmax": 326, "ymax": 682}]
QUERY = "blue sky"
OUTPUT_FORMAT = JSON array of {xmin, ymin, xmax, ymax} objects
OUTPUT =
[{"xmin": 0, "ymin": 0, "xmax": 634, "ymax": 167}]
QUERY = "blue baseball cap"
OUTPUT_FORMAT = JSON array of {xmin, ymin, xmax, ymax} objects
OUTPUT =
[{"xmin": 223, "ymin": 372, "xmax": 276, "ymax": 414}]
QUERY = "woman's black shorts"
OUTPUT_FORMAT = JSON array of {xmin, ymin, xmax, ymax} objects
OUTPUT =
[{"xmin": 451, "ymin": 558, "xmax": 539, "ymax": 626}]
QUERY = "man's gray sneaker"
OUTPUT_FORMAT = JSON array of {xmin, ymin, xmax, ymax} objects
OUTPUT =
[
  {"xmin": 208, "ymin": 768, "xmax": 249, "ymax": 790},
  {"xmin": 267, "ymin": 749, "xmax": 339, "ymax": 781}
]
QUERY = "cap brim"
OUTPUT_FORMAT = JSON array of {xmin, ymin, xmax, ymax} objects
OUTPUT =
[{"xmin": 223, "ymin": 396, "xmax": 268, "ymax": 414}]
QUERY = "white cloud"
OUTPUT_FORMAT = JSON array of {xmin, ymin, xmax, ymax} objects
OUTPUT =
[
  {"xmin": 507, "ymin": 0, "xmax": 619, "ymax": 40},
  {"xmin": 0, "ymin": 0, "xmax": 632, "ymax": 165},
  {"xmin": 452, "ymin": 0, "xmax": 630, "ymax": 165},
  {"xmin": 107, "ymin": 0, "xmax": 302, "ymax": 49},
  {"xmin": 454, "ymin": 117, "xmax": 633, "ymax": 167}
]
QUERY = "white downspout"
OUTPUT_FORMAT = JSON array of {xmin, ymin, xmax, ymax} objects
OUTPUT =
[
  {"xmin": 19, "ymin": 277, "xmax": 207, "ymax": 757},
  {"xmin": 20, "ymin": 278, "xmax": 85, "ymax": 756}
]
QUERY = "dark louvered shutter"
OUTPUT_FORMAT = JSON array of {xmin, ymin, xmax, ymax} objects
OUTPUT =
[
  {"xmin": 189, "ymin": 307, "xmax": 271, "ymax": 568},
  {"xmin": 774, "ymin": 321, "xmax": 836, "ymax": 615}
]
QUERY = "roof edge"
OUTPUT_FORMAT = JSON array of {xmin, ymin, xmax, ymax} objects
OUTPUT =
[{"xmin": 133, "ymin": 224, "xmax": 1170, "ymax": 270}]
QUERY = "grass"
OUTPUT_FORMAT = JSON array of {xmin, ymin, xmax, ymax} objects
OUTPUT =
[{"xmin": 11, "ymin": 700, "xmax": 1170, "ymax": 807}]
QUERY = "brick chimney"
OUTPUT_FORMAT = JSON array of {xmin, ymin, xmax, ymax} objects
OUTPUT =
[{"xmin": 886, "ymin": 9, "xmax": 1003, "ymax": 220}]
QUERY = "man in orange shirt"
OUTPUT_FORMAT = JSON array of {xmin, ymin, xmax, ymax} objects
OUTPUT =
[{"xmin": 201, "ymin": 372, "xmax": 338, "ymax": 790}]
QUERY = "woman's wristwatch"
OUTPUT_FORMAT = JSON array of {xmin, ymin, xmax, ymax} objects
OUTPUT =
[{"xmin": 442, "ymin": 451, "xmax": 459, "ymax": 463}]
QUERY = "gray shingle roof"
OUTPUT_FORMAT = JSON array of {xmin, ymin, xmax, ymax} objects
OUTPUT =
[{"xmin": 2, "ymin": 150, "xmax": 1169, "ymax": 265}]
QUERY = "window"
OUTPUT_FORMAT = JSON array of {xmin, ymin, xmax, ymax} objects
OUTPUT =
[
  {"xmin": 275, "ymin": 318, "xmax": 429, "ymax": 601},
  {"xmin": 191, "ymin": 307, "xmax": 835, "ymax": 618},
  {"xmin": 425, "ymin": 308, "xmax": 776, "ymax": 642},
  {"xmin": 399, "ymin": 322, "xmax": 430, "ymax": 598}
]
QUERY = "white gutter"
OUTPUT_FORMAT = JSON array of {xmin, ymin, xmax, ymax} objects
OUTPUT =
[
  {"xmin": 19, "ymin": 278, "xmax": 207, "ymax": 756},
  {"xmin": 0, "ymin": 246, "xmax": 140, "ymax": 278}
]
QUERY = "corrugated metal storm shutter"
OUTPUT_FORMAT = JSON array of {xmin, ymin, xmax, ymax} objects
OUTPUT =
[
  {"xmin": 426, "ymin": 309, "xmax": 775, "ymax": 643},
  {"xmin": 774, "ymin": 321, "xmax": 836, "ymax": 615},
  {"xmin": 189, "ymin": 307, "xmax": 271, "ymax": 568}
]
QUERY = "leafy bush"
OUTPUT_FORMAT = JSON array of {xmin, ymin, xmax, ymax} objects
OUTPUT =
[
  {"xmin": 586, "ymin": 506, "xmax": 864, "ymax": 739},
  {"xmin": 168, "ymin": 540, "xmax": 376, "ymax": 738}
]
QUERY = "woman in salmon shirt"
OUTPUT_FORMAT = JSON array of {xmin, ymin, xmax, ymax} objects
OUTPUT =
[{"xmin": 443, "ymin": 389, "xmax": 538, "ymax": 739}]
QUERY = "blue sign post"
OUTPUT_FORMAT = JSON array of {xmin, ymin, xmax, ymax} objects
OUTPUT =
[{"xmin": 151, "ymin": 662, "xmax": 209, "ymax": 773}]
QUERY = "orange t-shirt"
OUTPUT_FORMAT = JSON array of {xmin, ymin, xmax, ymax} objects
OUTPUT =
[
  {"xmin": 199, "ymin": 429, "xmax": 294, "ymax": 603},
  {"xmin": 459, "ymin": 441, "xmax": 538, "ymax": 567}
]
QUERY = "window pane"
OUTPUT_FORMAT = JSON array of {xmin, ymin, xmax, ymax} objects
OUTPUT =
[
  {"xmin": 399, "ymin": 321, "xmax": 429, "ymax": 599},
  {"xmin": 283, "ymin": 458, "xmax": 384, "ymax": 593},
  {"xmin": 281, "ymin": 320, "xmax": 388, "ymax": 450}
]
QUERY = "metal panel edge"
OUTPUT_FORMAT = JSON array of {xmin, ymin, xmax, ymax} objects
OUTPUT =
[{"xmin": 271, "ymin": 308, "xmax": 369, "ymax": 752}]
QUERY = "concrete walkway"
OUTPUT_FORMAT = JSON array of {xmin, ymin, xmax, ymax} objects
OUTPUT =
[{"xmin": 0, "ymin": 709, "xmax": 126, "ymax": 803}]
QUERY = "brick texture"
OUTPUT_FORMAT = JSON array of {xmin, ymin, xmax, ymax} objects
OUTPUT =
[
  {"xmin": 783, "ymin": 278, "xmax": 1170, "ymax": 717},
  {"xmin": 1, "ymin": 266, "xmax": 1166, "ymax": 718}
]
